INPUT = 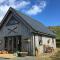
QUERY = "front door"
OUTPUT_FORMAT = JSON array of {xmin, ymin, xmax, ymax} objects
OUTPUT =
[{"xmin": 4, "ymin": 36, "xmax": 21, "ymax": 53}]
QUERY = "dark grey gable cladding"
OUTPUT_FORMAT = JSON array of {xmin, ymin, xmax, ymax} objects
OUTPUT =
[{"xmin": 0, "ymin": 7, "xmax": 55, "ymax": 37}]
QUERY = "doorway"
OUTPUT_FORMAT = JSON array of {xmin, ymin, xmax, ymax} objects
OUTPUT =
[{"xmin": 4, "ymin": 36, "xmax": 21, "ymax": 53}]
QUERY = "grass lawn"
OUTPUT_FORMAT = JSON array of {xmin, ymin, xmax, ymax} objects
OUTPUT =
[
  {"xmin": 36, "ymin": 48, "xmax": 60, "ymax": 60},
  {"xmin": 50, "ymin": 50, "xmax": 60, "ymax": 60}
]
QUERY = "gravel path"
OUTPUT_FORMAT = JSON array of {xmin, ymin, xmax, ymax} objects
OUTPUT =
[{"xmin": 0, "ymin": 56, "xmax": 36, "ymax": 60}]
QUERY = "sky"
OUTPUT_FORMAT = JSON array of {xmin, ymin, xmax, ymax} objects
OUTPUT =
[{"xmin": 0, "ymin": 0, "xmax": 60, "ymax": 26}]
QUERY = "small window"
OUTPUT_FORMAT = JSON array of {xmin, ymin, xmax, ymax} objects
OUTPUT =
[
  {"xmin": 47, "ymin": 39, "xmax": 50, "ymax": 44},
  {"xmin": 38, "ymin": 36, "xmax": 42, "ymax": 45},
  {"xmin": 6, "ymin": 16, "xmax": 20, "ymax": 26}
]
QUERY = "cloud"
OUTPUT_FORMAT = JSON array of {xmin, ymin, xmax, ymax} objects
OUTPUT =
[
  {"xmin": 26, "ymin": 1, "xmax": 47, "ymax": 15},
  {"xmin": 15, "ymin": 1, "xmax": 30, "ymax": 9},
  {"xmin": 0, "ymin": 0, "xmax": 5, "ymax": 3},
  {"xmin": 0, "ymin": 0, "xmax": 30, "ymax": 21},
  {"xmin": 0, "ymin": 0, "xmax": 47, "ymax": 21},
  {"xmin": 26, "ymin": 5, "xmax": 42, "ymax": 15}
]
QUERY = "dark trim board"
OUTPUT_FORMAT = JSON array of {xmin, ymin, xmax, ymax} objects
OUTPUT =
[{"xmin": 32, "ymin": 32, "xmax": 56, "ymax": 38}]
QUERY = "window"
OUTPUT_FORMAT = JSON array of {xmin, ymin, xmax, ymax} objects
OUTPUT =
[
  {"xmin": 6, "ymin": 16, "xmax": 20, "ymax": 26},
  {"xmin": 38, "ymin": 36, "xmax": 42, "ymax": 45},
  {"xmin": 47, "ymin": 39, "xmax": 50, "ymax": 44}
]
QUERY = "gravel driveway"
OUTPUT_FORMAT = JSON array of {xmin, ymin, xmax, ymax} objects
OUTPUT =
[{"xmin": 0, "ymin": 56, "xmax": 36, "ymax": 60}]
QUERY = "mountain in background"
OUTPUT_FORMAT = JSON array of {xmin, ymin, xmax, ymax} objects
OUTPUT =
[{"xmin": 48, "ymin": 26, "xmax": 60, "ymax": 47}]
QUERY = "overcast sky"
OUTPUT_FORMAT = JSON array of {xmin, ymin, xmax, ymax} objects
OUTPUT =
[{"xmin": 0, "ymin": 0, "xmax": 60, "ymax": 26}]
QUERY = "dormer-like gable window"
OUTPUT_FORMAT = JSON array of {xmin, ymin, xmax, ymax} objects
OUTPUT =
[{"xmin": 6, "ymin": 16, "xmax": 20, "ymax": 26}]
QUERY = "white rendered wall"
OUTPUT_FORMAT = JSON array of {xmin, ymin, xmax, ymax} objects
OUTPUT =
[
  {"xmin": 35, "ymin": 35, "xmax": 43, "ymax": 53},
  {"xmin": 42, "ymin": 37, "xmax": 56, "ymax": 49},
  {"xmin": 34, "ymin": 35, "xmax": 56, "ymax": 54},
  {"xmin": 35, "ymin": 35, "xmax": 39, "ymax": 48},
  {"xmin": 53, "ymin": 38, "xmax": 56, "ymax": 49},
  {"xmin": 42, "ymin": 37, "xmax": 52, "ymax": 46}
]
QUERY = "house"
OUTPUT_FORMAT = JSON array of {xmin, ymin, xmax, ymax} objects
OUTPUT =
[{"xmin": 0, "ymin": 7, "xmax": 56, "ymax": 56}]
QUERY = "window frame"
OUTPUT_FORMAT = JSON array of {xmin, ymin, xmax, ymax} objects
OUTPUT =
[{"xmin": 6, "ymin": 16, "xmax": 20, "ymax": 26}]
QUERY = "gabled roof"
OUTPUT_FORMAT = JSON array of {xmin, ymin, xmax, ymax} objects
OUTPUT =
[{"xmin": 0, "ymin": 7, "xmax": 56, "ymax": 37}]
